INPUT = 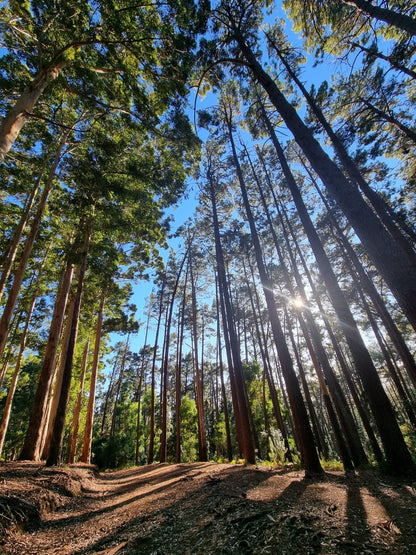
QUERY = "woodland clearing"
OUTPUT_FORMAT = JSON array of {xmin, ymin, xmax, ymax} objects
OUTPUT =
[{"xmin": 0, "ymin": 461, "xmax": 416, "ymax": 554}]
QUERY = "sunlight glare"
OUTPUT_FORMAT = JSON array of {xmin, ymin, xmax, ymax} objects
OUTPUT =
[{"xmin": 292, "ymin": 296, "xmax": 304, "ymax": 310}]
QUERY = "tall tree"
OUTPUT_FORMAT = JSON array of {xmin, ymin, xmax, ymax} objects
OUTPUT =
[{"xmin": 208, "ymin": 0, "xmax": 416, "ymax": 333}]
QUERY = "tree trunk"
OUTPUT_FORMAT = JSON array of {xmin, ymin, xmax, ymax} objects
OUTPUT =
[
  {"xmin": 19, "ymin": 258, "xmax": 74, "ymax": 460},
  {"xmin": 243, "ymin": 256, "xmax": 293, "ymax": 461},
  {"xmin": 208, "ymin": 167, "xmax": 256, "ymax": 464},
  {"xmin": 311, "ymin": 175, "xmax": 416, "ymax": 389},
  {"xmin": 264, "ymin": 114, "xmax": 414, "ymax": 473},
  {"xmin": 46, "ymin": 227, "xmax": 90, "ymax": 466},
  {"xmin": 215, "ymin": 278, "xmax": 233, "ymax": 461},
  {"xmin": 135, "ymin": 312, "xmax": 151, "ymax": 466},
  {"xmin": 189, "ymin": 249, "xmax": 208, "ymax": 462},
  {"xmin": 41, "ymin": 291, "xmax": 76, "ymax": 460},
  {"xmin": 225, "ymin": 120, "xmax": 322, "ymax": 474},
  {"xmin": 147, "ymin": 282, "xmax": 165, "ymax": 464},
  {"xmin": 0, "ymin": 282, "xmax": 39, "ymax": 457},
  {"xmin": 342, "ymin": 0, "xmax": 416, "ymax": 36},
  {"xmin": 0, "ymin": 62, "xmax": 65, "ymax": 162},
  {"xmin": 0, "ymin": 165, "xmax": 46, "ymax": 303},
  {"xmin": 176, "ymin": 260, "xmax": 189, "ymax": 463},
  {"xmin": 81, "ymin": 294, "xmax": 105, "ymax": 464},
  {"xmin": 253, "ymin": 146, "xmax": 366, "ymax": 467},
  {"xmin": 109, "ymin": 335, "xmax": 130, "ymax": 465},
  {"xmin": 67, "ymin": 335, "xmax": 90, "ymax": 464}
]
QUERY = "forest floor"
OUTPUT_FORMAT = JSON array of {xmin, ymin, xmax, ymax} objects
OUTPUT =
[{"xmin": 0, "ymin": 461, "xmax": 416, "ymax": 554}]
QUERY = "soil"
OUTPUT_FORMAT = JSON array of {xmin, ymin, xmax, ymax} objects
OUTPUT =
[{"xmin": 0, "ymin": 461, "xmax": 416, "ymax": 554}]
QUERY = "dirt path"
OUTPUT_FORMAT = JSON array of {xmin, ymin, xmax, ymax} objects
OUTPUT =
[{"xmin": 1, "ymin": 461, "xmax": 416, "ymax": 554}]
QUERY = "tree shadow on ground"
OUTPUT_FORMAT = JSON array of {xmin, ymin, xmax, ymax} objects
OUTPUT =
[
  {"xmin": 73, "ymin": 467, "xmax": 316, "ymax": 555},
  {"xmin": 2, "ymin": 463, "xmax": 416, "ymax": 555},
  {"xmin": 44, "ymin": 465, "xmax": 209, "ymax": 529}
]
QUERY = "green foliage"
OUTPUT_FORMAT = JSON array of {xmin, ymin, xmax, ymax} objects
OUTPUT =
[{"xmin": 179, "ymin": 394, "xmax": 198, "ymax": 462}]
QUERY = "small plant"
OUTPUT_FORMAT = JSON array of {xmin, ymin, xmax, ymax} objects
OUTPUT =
[{"xmin": 321, "ymin": 458, "xmax": 344, "ymax": 471}]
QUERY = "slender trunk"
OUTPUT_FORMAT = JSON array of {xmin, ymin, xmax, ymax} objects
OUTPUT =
[
  {"xmin": 243, "ymin": 257, "xmax": 293, "ymax": 461},
  {"xmin": 19, "ymin": 258, "xmax": 74, "ymax": 460},
  {"xmin": 278, "ymin": 199, "xmax": 384, "ymax": 461},
  {"xmin": 264, "ymin": 114, "xmax": 414, "ymax": 473},
  {"xmin": 160, "ymin": 251, "xmax": 188, "ymax": 463},
  {"xmin": 281, "ymin": 201, "xmax": 385, "ymax": 464},
  {"xmin": 147, "ymin": 283, "xmax": 165, "ymax": 464},
  {"xmin": 46, "ymin": 228, "xmax": 90, "ymax": 466},
  {"xmin": 100, "ymin": 354, "xmax": 119, "ymax": 433},
  {"xmin": 225, "ymin": 121, "xmax": 322, "ymax": 474},
  {"xmin": 134, "ymin": 361, "xmax": 146, "ymax": 467},
  {"xmin": 253, "ymin": 146, "xmax": 366, "ymax": 466},
  {"xmin": 217, "ymin": 267, "xmax": 244, "ymax": 458},
  {"xmin": 208, "ymin": 168, "xmax": 255, "ymax": 464},
  {"xmin": 286, "ymin": 319, "xmax": 329, "ymax": 460},
  {"xmin": 215, "ymin": 278, "xmax": 233, "ymax": 461},
  {"xmin": 0, "ymin": 243, "xmax": 49, "ymax": 390},
  {"xmin": 81, "ymin": 294, "xmax": 105, "ymax": 464},
  {"xmin": 109, "ymin": 335, "xmax": 130, "ymax": 462},
  {"xmin": 0, "ymin": 283, "xmax": 38, "ymax": 457},
  {"xmin": 189, "ymin": 250, "xmax": 208, "ymax": 462},
  {"xmin": 0, "ymin": 166, "xmax": 46, "ymax": 303},
  {"xmin": 67, "ymin": 335, "xmax": 90, "ymax": 464},
  {"xmin": 295, "ymin": 310, "xmax": 354, "ymax": 469},
  {"xmin": 135, "ymin": 313, "xmax": 150, "ymax": 466},
  {"xmin": 176, "ymin": 261, "xmax": 189, "ymax": 463}
]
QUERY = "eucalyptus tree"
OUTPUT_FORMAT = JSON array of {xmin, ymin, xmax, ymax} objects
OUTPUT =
[{"xmin": 0, "ymin": 0, "xmax": 208, "ymax": 162}]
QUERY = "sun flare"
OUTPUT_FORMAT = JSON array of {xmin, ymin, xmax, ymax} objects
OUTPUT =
[{"xmin": 292, "ymin": 296, "xmax": 304, "ymax": 309}]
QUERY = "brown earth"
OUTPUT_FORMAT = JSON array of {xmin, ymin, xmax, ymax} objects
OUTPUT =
[{"xmin": 0, "ymin": 461, "xmax": 416, "ymax": 554}]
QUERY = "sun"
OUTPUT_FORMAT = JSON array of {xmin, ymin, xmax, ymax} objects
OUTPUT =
[{"xmin": 292, "ymin": 296, "xmax": 304, "ymax": 309}]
